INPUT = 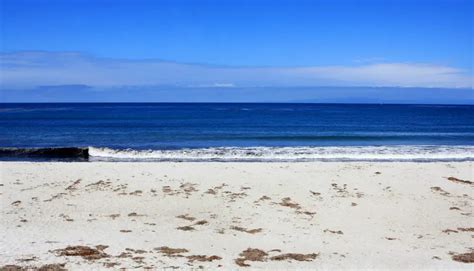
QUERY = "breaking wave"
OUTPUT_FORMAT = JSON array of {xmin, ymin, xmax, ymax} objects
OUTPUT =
[{"xmin": 88, "ymin": 145, "xmax": 474, "ymax": 162}]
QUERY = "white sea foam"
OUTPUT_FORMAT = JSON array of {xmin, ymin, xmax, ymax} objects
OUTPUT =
[{"xmin": 88, "ymin": 145, "xmax": 474, "ymax": 162}]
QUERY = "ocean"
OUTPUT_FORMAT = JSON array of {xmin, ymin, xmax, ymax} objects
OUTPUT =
[{"xmin": 0, "ymin": 103, "xmax": 473, "ymax": 162}]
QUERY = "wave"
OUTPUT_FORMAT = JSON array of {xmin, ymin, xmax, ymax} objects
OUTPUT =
[
  {"xmin": 88, "ymin": 145, "xmax": 474, "ymax": 162},
  {"xmin": 1, "ymin": 145, "xmax": 472, "ymax": 162},
  {"xmin": 0, "ymin": 147, "xmax": 89, "ymax": 160}
]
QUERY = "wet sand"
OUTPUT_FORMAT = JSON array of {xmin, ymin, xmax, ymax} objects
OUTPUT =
[{"xmin": 0, "ymin": 162, "xmax": 473, "ymax": 270}]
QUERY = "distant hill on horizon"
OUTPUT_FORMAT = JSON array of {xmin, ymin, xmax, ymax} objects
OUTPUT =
[{"xmin": 1, "ymin": 85, "xmax": 472, "ymax": 105}]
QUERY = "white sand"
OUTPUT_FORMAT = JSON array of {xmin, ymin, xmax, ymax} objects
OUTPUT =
[{"xmin": 0, "ymin": 162, "xmax": 473, "ymax": 270}]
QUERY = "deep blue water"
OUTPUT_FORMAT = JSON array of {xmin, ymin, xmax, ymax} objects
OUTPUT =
[{"xmin": 0, "ymin": 103, "xmax": 473, "ymax": 161}]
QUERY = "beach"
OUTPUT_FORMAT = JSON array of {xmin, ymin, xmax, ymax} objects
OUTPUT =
[{"xmin": 0, "ymin": 161, "xmax": 472, "ymax": 270}]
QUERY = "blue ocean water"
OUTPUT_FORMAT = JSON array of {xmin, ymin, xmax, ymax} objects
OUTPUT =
[{"xmin": 0, "ymin": 103, "xmax": 473, "ymax": 161}]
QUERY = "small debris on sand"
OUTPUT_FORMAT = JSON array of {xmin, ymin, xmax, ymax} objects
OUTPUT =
[
  {"xmin": 155, "ymin": 246, "xmax": 189, "ymax": 256},
  {"xmin": 205, "ymin": 184, "xmax": 227, "ymax": 195},
  {"xmin": 351, "ymin": 202, "xmax": 358, "ymax": 206},
  {"xmin": 445, "ymin": 177, "xmax": 473, "ymax": 185},
  {"xmin": 255, "ymin": 195, "xmax": 271, "ymax": 203},
  {"xmin": 85, "ymin": 180, "xmax": 108, "ymax": 188},
  {"xmin": 300, "ymin": 211, "xmax": 317, "ymax": 216},
  {"xmin": 180, "ymin": 183, "xmax": 198, "ymax": 195},
  {"xmin": 177, "ymin": 226, "xmax": 195, "ymax": 231},
  {"xmin": 442, "ymin": 229, "xmax": 458, "ymax": 234},
  {"xmin": 55, "ymin": 245, "xmax": 108, "ymax": 260},
  {"xmin": 37, "ymin": 263, "xmax": 67, "ymax": 271},
  {"xmin": 235, "ymin": 248, "xmax": 268, "ymax": 267},
  {"xmin": 330, "ymin": 183, "xmax": 364, "ymax": 198},
  {"xmin": 16, "ymin": 257, "xmax": 37, "ymax": 263},
  {"xmin": 385, "ymin": 237, "xmax": 398, "ymax": 241},
  {"xmin": 279, "ymin": 197, "xmax": 301, "ymax": 209},
  {"xmin": 430, "ymin": 187, "xmax": 450, "ymax": 196},
  {"xmin": 129, "ymin": 190, "xmax": 143, "ymax": 195},
  {"xmin": 92, "ymin": 245, "xmax": 108, "ymax": 251},
  {"xmin": 230, "ymin": 226, "xmax": 262, "ymax": 234},
  {"xmin": 84, "ymin": 180, "xmax": 116, "ymax": 192},
  {"xmin": 120, "ymin": 230, "xmax": 132, "ymax": 233},
  {"xmin": 0, "ymin": 264, "xmax": 67, "ymax": 271},
  {"xmin": 176, "ymin": 214, "xmax": 196, "ymax": 221},
  {"xmin": 11, "ymin": 201, "xmax": 21, "ymax": 206},
  {"xmin": 205, "ymin": 189, "xmax": 216, "ymax": 195},
  {"xmin": 234, "ymin": 248, "xmax": 319, "ymax": 267},
  {"xmin": 59, "ymin": 214, "xmax": 74, "ymax": 222},
  {"xmin": 310, "ymin": 191, "xmax": 321, "ymax": 196},
  {"xmin": 324, "ymin": 229, "xmax": 343, "ymax": 234},
  {"xmin": 162, "ymin": 186, "xmax": 172, "ymax": 193},
  {"xmin": 117, "ymin": 251, "xmax": 133, "ymax": 259},
  {"xmin": 163, "ymin": 183, "xmax": 199, "ymax": 197},
  {"xmin": 452, "ymin": 252, "xmax": 474, "ymax": 263},
  {"xmin": 186, "ymin": 255, "xmax": 222, "ymax": 262},
  {"xmin": 457, "ymin": 227, "xmax": 474, "ymax": 232},
  {"xmin": 270, "ymin": 253, "xmax": 318, "ymax": 261},
  {"xmin": 0, "ymin": 265, "xmax": 24, "ymax": 271},
  {"xmin": 125, "ymin": 248, "xmax": 147, "ymax": 254},
  {"xmin": 225, "ymin": 192, "xmax": 248, "ymax": 201},
  {"xmin": 194, "ymin": 220, "xmax": 208, "ymax": 225},
  {"xmin": 103, "ymin": 262, "xmax": 120, "ymax": 268},
  {"xmin": 450, "ymin": 207, "xmax": 461, "ymax": 210},
  {"xmin": 375, "ymin": 172, "xmax": 382, "ymax": 175},
  {"xmin": 65, "ymin": 179, "xmax": 81, "ymax": 191}
]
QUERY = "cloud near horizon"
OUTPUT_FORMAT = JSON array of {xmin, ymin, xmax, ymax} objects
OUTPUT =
[{"xmin": 1, "ymin": 51, "xmax": 472, "ymax": 90}]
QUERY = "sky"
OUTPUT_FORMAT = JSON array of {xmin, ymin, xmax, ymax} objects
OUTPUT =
[{"xmin": 0, "ymin": 0, "xmax": 473, "ymax": 103}]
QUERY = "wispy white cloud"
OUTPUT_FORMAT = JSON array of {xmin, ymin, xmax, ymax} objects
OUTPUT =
[{"xmin": 0, "ymin": 51, "xmax": 472, "ymax": 89}]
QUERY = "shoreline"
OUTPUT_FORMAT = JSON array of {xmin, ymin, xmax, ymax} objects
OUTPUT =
[
  {"xmin": 1, "ymin": 145, "xmax": 474, "ymax": 163},
  {"xmin": 1, "ymin": 161, "xmax": 473, "ymax": 269}
]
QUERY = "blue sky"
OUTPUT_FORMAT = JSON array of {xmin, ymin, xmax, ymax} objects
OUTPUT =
[{"xmin": 0, "ymin": 0, "xmax": 473, "ymax": 103}]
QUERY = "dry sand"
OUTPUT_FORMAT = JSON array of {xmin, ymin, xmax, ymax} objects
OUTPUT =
[{"xmin": 0, "ymin": 161, "xmax": 473, "ymax": 270}]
